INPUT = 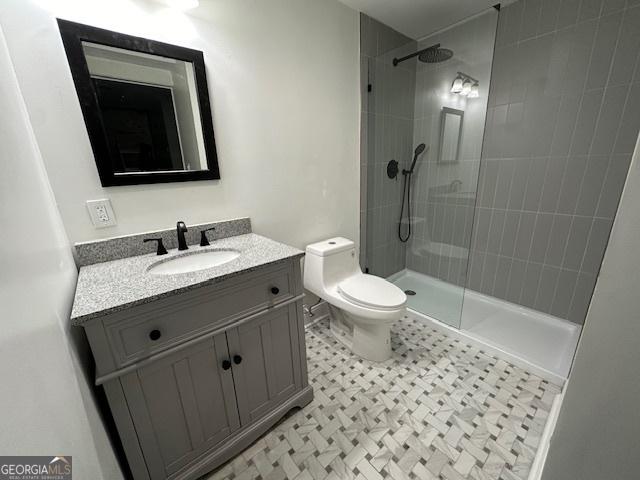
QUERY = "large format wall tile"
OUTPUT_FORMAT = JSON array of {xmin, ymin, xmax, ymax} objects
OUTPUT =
[
  {"xmin": 469, "ymin": 0, "xmax": 640, "ymax": 324},
  {"xmin": 360, "ymin": 14, "xmax": 415, "ymax": 277},
  {"xmin": 360, "ymin": 0, "xmax": 639, "ymax": 326}
]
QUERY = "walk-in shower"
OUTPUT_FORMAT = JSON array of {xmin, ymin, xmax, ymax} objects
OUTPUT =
[
  {"xmin": 362, "ymin": 7, "xmax": 503, "ymax": 359},
  {"xmin": 361, "ymin": 2, "xmax": 638, "ymax": 383}
]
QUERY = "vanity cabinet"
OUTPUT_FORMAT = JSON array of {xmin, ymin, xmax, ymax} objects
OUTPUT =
[
  {"xmin": 121, "ymin": 335, "xmax": 239, "ymax": 479},
  {"xmin": 228, "ymin": 305, "xmax": 303, "ymax": 425},
  {"xmin": 80, "ymin": 259, "xmax": 312, "ymax": 480}
]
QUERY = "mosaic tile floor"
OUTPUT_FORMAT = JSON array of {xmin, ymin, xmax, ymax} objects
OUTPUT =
[{"xmin": 205, "ymin": 313, "xmax": 561, "ymax": 480}]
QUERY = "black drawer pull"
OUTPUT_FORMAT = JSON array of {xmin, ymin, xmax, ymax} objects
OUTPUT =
[
  {"xmin": 222, "ymin": 360, "xmax": 232, "ymax": 370},
  {"xmin": 149, "ymin": 329, "xmax": 161, "ymax": 341},
  {"xmin": 233, "ymin": 355, "xmax": 242, "ymax": 365},
  {"xmin": 270, "ymin": 286, "xmax": 280, "ymax": 295}
]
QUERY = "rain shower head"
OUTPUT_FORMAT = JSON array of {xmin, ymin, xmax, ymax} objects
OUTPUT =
[
  {"xmin": 418, "ymin": 47, "xmax": 453, "ymax": 63},
  {"xmin": 393, "ymin": 43, "xmax": 453, "ymax": 67}
]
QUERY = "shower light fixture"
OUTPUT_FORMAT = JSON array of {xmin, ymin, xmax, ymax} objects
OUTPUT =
[
  {"xmin": 468, "ymin": 82, "xmax": 479, "ymax": 98},
  {"xmin": 461, "ymin": 80, "xmax": 472, "ymax": 96},
  {"xmin": 451, "ymin": 75, "xmax": 464, "ymax": 93},
  {"xmin": 451, "ymin": 72, "xmax": 479, "ymax": 98}
]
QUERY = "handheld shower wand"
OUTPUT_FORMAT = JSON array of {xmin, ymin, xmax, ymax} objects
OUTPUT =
[
  {"xmin": 404, "ymin": 143, "xmax": 426, "ymax": 175},
  {"xmin": 399, "ymin": 143, "xmax": 427, "ymax": 243}
]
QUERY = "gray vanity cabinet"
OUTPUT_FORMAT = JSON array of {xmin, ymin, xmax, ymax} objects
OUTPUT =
[
  {"xmin": 228, "ymin": 304, "xmax": 303, "ymax": 424},
  {"xmin": 80, "ymin": 259, "xmax": 313, "ymax": 480},
  {"xmin": 120, "ymin": 334, "xmax": 240, "ymax": 479}
]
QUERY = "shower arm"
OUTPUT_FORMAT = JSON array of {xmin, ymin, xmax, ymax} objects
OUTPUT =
[{"xmin": 392, "ymin": 43, "xmax": 440, "ymax": 67}]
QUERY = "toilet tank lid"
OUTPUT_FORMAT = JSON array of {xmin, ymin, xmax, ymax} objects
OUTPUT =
[{"xmin": 306, "ymin": 237, "xmax": 354, "ymax": 257}]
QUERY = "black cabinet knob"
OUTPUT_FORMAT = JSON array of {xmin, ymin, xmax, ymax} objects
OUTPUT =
[
  {"xmin": 233, "ymin": 355, "xmax": 242, "ymax": 365},
  {"xmin": 149, "ymin": 329, "xmax": 161, "ymax": 341},
  {"xmin": 270, "ymin": 286, "xmax": 280, "ymax": 295},
  {"xmin": 222, "ymin": 359, "xmax": 232, "ymax": 370}
]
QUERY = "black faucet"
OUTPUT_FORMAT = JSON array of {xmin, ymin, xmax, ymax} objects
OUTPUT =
[{"xmin": 176, "ymin": 221, "xmax": 188, "ymax": 250}]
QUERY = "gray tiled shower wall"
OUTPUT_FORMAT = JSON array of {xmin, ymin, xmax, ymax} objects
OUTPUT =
[
  {"xmin": 360, "ymin": 14, "xmax": 416, "ymax": 276},
  {"xmin": 468, "ymin": 0, "xmax": 640, "ymax": 324}
]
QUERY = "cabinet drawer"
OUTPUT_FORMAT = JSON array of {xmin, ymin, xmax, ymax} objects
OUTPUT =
[{"xmin": 103, "ymin": 262, "xmax": 296, "ymax": 368}]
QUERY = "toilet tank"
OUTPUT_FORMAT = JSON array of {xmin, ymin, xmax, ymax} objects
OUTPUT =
[{"xmin": 304, "ymin": 237, "xmax": 360, "ymax": 295}]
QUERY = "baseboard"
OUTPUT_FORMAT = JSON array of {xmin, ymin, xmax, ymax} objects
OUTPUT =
[
  {"xmin": 528, "ymin": 392, "xmax": 563, "ymax": 480},
  {"xmin": 304, "ymin": 299, "xmax": 329, "ymax": 329},
  {"xmin": 305, "ymin": 313, "xmax": 330, "ymax": 330}
]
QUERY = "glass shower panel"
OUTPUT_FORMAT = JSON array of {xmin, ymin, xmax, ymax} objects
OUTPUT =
[
  {"xmin": 362, "ymin": 30, "xmax": 416, "ymax": 279},
  {"xmin": 363, "ymin": 8, "xmax": 499, "ymax": 329}
]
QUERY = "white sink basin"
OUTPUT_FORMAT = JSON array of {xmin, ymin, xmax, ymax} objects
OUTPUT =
[{"xmin": 148, "ymin": 249, "xmax": 240, "ymax": 275}]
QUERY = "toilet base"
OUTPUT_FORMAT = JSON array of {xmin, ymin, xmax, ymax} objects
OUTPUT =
[{"xmin": 328, "ymin": 306, "xmax": 393, "ymax": 362}]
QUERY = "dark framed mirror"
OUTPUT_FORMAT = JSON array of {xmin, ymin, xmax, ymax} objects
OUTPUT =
[{"xmin": 58, "ymin": 19, "xmax": 220, "ymax": 186}]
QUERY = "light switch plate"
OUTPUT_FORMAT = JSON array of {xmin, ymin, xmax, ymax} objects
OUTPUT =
[{"xmin": 86, "ymin": 199, "xmax": 117, "ymax": 228}]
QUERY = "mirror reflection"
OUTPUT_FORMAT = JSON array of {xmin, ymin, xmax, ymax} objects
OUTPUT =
[
  {"xmin": 438, "ymin": 107, "xmax": 463, "ymax": 164},
  {"xmin": 83, "ymin": 43, "xmax": 208, "ymax": 175}
]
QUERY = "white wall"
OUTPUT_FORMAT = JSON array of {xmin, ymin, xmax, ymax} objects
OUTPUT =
[
  {"xmin": 541, "ymin": 132, "xmax": 640, "ymax": 480},
  {"xmin": 0, "ymin": 0, "xmax": 360, "ymax": 249},
  {"xmin": 0, "ymin": 26, "xmax": 122, "ymax": 479}
]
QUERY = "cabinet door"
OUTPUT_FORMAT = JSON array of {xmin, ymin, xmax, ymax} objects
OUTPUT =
[
  {"xmin": 226, "ymin": 304, "xmax": 303, "ymax": 425},
  {"xmin": 121, "ymin": 335, "xmax": 239, "ymax": 479}
]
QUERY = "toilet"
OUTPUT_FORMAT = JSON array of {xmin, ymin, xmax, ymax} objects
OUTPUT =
[{"xmin": 304, "ymin": 237, "xmax": 407, "ymax": 361}]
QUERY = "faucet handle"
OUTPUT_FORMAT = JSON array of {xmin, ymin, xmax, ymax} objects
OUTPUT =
[
  {"xmin": 200, "ymin": 227, "xmax": 216, "ymax": 247},
  {"xmin": 143, "ymin": 238, "xmax": 168, "ymax": 255}
]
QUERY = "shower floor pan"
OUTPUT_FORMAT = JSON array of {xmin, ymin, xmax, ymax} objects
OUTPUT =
[{"xmin": 389, "ymin": 269, "xmax": 581, "ymax": 384}]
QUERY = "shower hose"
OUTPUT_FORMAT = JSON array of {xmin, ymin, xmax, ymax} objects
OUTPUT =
[{"xmin": 398, "ymin": 171, "xmax": 412, "ymax": 243}]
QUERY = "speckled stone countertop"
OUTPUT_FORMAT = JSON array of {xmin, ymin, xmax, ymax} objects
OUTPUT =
[{"xmin": 71, "ymin": 233, "xmax": 304, "ymax": 325}]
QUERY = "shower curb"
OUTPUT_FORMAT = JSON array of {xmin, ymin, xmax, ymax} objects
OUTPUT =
[{"xmin": 407, "ymin": 307, "xmax": 566, "ymax": 386}]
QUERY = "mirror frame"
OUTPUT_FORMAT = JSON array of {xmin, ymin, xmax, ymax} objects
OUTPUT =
[
  {"xmin": 57, "ymin": 19, "xmax": 220, "ymax": 186},
  {"xmin": 438, "ymin": 107, "xmax": 464, "ymax": 165}
]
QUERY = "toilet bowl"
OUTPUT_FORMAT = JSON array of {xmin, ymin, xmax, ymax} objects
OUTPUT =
[{"xmin": 304, "ymin": 237, "xmax": 406, "ymax": 361}]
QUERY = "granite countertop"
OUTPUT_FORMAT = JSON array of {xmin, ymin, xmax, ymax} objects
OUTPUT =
[{"xmin": 71, "ymin": 233, "xmax": 304, "ymax": 325}]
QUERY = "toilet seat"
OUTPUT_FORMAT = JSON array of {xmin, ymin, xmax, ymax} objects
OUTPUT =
[{"xmin": 338, "ymin": 274, "xmax": 406, "ymax": 311}]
